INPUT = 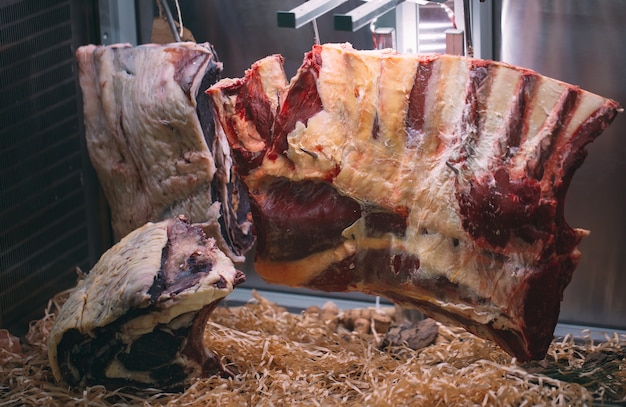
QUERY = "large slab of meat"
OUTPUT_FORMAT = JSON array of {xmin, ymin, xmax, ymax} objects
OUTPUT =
[
  {"xmin": 48, "ymin": 216, "xmax": 245, "ymax": 389},
  {"xmin": 208, "ymin": 43, "xmax": 621, "ymax": 361},
  {"xmin": 77, "ymin": 42, "xmax": 253, "ymax": 259}
]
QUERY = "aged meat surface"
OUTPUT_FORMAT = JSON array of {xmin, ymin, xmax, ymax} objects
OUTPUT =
[
  {"xmin": 48, "ymin": 216, "xmax": 245, "ymax": 389},
  {"xmin": 77, "ymin": 42, "xmax": 253, "ymax": 260},
  {"xmin": 208, "ymin": 43, "xmax": 621, "ymax": 361}
]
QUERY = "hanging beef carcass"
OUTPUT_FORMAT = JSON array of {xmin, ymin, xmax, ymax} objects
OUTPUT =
[
  {"xmin": 76, "ymin": 42, "xmax": 253, "ymax": 260},
  {"xmin": 47, "ymin": 43, "xmax": 255, "ymax": 389},
  {"xmin": 207, "ymin": 43, "xmax": 621, "ymax": 361}
]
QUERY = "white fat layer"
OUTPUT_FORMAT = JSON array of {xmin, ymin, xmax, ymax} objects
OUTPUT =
[
  {"xmin": 257, "ymin": 55, "xmax": 288, "ymax": 113},
  {"xmin": 48, "ymin": 221, "xmax": 167, "ymax": 381},
  {"xmin": 470, "ymin": 65, "xmax": 521, "ymax": 174},
  {"xmin": 511, "ymin": 77, "xmax": 567, "ymax": 172},
  {"xmin": 77, "ymin": 43, "xmax": 220, "ymax": 238},
  {"xmin": 103, "ymin": 355, "xmax": 198, "ymax": 384}
]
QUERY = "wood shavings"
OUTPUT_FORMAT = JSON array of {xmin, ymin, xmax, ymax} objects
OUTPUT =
[
  {"xmin": 1, "ymin": 290, "xmax": 624, "ymax": 406},
  {"xmin": 0, "ymin": 330, "xmax": 21, "ymax": 354},
  {"xmin": 380, "ymin": 318, "xmax": 438, "ymax": 353}
]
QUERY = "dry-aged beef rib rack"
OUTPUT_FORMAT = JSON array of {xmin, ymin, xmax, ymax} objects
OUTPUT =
[
  {"xmin": 208, "ymin": 43, "xmax": 621, "ymax": 361},
  {"xmin": 77, "ymin": 42, "xmax": 253, "ymax": 260}
]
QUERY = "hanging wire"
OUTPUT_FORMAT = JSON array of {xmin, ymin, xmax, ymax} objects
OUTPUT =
[
  {"xmin": 463, "ymin": 0, "xmax": 474, "ymax": 57},
  {"xmin": 174, "ymin": 0, "xmax": 184, "ymax": 39},
  {"xmin": 370, "ymin": 17, "xmax": 378, "ymax": 49},
  {"xmin": 311, "ymin": 18, "xmax": 321, "ymax": 45}
]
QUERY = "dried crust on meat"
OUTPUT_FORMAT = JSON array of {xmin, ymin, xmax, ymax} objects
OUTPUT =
[
  {"xmin": 208, "ymin": 43, "xmax": 621, "ymax": 361},
  {"xmin": 48, "ymin": 216, "xmax": 245, "ymax": 389},
  {"xmin": 77, "ymin": 42, "xmax": 254, "ymax": 260}
]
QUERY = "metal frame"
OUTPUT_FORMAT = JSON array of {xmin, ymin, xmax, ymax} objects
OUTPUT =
[
  {"xmin": 277, "ymin": 0, "xmax": 349, "ymax": 29},
  {"xmin": 453, "ymin": 0, "xmax": 493, "ymax": 58},
  {"xmin": 98, "ymin": 0, "xmax": 138, "ymax": 45},
  {"xmin": 335, "ymin": 0, "xmax": 404, "ymax": 32},
  {"xmin": 277, "ymin": 0, "xmax": 493, "ymax": 58}
]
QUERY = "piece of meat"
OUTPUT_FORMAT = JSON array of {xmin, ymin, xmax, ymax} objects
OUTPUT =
[
  {"xmin": 77, "ymin": 42, "xmax": 253, "ymax": 260},
  {"xmin": 48, "ymin": 216, "xmax": 245, "ymax": 390},
  {"xmin": 207, "ymin": 43, "xmax": 621, "ymax": 361}
]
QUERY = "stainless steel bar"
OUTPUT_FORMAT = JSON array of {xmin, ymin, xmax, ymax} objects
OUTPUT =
[
  {"xmin": 462, "ymin": 0, "xmax": 474, "ymax": 56},
  {"xmin": 159, "ymin": 0, "xmax": 181, "ymax": 42},
  {"xmin": 277, "ymin": 0, "xmax": 349, "ymax": 29},
  {"xmin": 98, "ymin": 0, "xmax": 137, "ymax": 45},
  {"xmin": 335, "ymin": 0, "xmax": 404, "ymax": 32},
  {"xmin": 227, "ymin": 287, "xmax": 392, "ymax": 311}
]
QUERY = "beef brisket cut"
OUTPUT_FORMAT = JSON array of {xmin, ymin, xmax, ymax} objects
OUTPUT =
[
  {"xmin": 207, "ymin": 43, "xmax": 621, "ymax": 361},
  {"xmin": 48, "ymin": 216, "xmax": 245, "ymax": 389},
  {"xmin": 77, "ymin": 42, "xmax": 253, "ymax": 260}
]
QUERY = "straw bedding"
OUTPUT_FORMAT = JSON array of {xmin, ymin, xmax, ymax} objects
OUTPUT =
[{"xmin": 1, "ymin": 290, "xmax": 624, "ymax": 406}]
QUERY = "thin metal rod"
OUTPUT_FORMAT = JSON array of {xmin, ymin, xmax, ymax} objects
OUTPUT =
[
  {"xmin": 335, "ymin": 0, "xmax": 404, "ymax": 32},
  {"xmin": 311, "ymin": 18, "xmax": 321, "ymax": 44},
  {"xmin": 463, "ymin": 0, "xmax": 474, "ymax": 57},
  {"xmin": 159, "ymin": 0, "xmax": 181, "ymax": 42}
]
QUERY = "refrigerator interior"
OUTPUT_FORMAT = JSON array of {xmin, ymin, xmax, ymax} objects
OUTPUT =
[{"xmin": 0, "ymin": 0, "xmax": 624, "ymax": 337}]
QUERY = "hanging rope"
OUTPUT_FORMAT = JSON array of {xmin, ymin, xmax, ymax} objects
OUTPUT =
[
  {"xmin": 173, "ymin": 0, "xmax": 183, "ymax": 39},
  {"xmin": 311, "ymin": 18, "xmax": 320, "ymax": 46}
]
